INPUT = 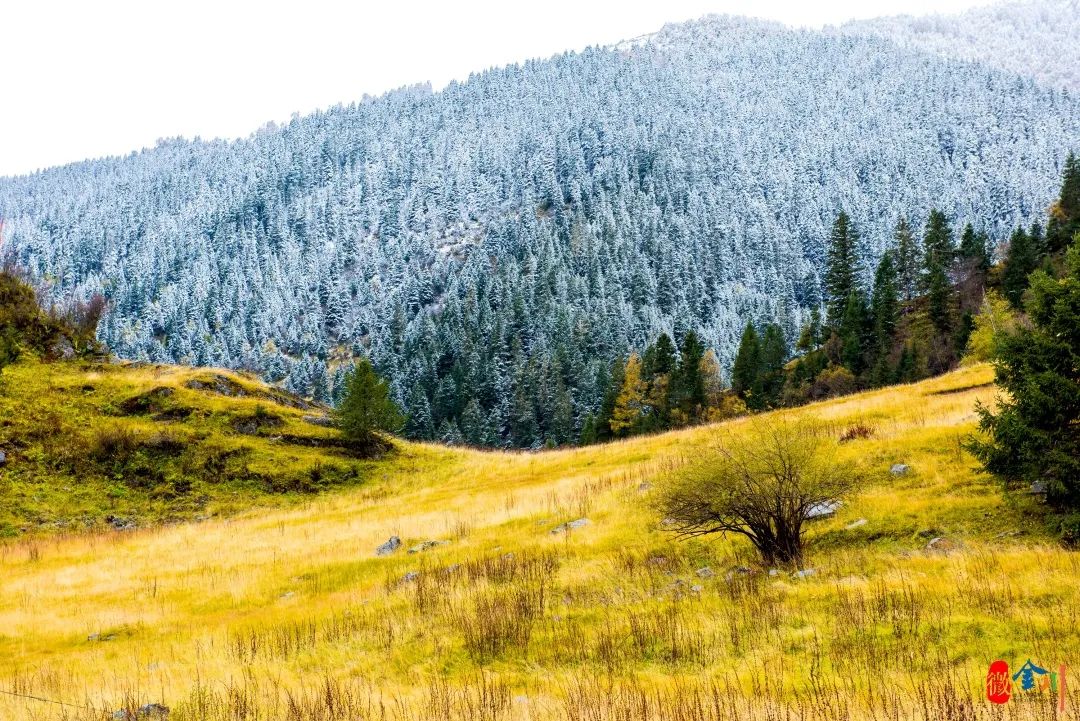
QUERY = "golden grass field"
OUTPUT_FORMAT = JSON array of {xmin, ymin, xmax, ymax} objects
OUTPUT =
[{"xmin": 1, "ymin": 361, "xmax": 1078, "ymax": 720}]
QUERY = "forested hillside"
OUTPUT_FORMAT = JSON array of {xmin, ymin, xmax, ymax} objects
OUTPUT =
[
  {"xmin": 840, "ymin": 0, "xmax": 1080, "ymax": 92},
  {"xmin": 1, "ymin": 14, "xmax": 1079, "ymax": 448}
]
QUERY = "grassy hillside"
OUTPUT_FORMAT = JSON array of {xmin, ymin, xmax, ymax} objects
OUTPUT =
[
  {"xmin": 0, "ymin": 355, "xmax": 398, "ymax": 537},
  {"xmin": 1, "ymin": 361, "xmax": 1077, "ymax": 720}
]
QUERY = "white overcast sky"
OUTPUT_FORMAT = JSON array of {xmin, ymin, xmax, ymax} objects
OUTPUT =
[{"xmin": 2, "ymin": 0, "xmax": 990, "ymax": 177}]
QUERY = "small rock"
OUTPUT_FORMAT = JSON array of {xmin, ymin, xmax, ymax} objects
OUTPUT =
[
  {"xmin": 637, "ymin": 482, "xmax": 652, "ymax": 492},
  {"xmin": 0, "ymin": 450, "xmax": 6, "ymax": 467},
  {"xmin": 890, "ymin": 464, "xmax": 911, "ymax": 476},
  {"xmin": 105, "ymin": 515, "xmax": 135, "ymax": 530},
  {"xmin": 695, "ymin": 566, "xmax": 714, "ymax": 579},
  {"xmin": 1029, "ymin": 480, "xmax": 1048, "ymax": 495},
  {"xmin": 50, "ymin": 336, "xmax": 76, "ymax": 360},
  {"xmin": 138, "ymin": 704, "xmax": 170, "ymax": 720},
  {"xmin": 551, "ymin": 518, "xmax": 590, "ymax": 534},
  {"xmin": 806, "ymin": 501, "xmax": 841, "ymax": 520},
  {"xmin": 408, "ymin": 540, "xmax": 449, "ymax": 554},
  {"xmin": 88, "ymin": 633, "xmax": 100, "ymax": 642},
  {"xmin": 846, "ymin": 518, "xmax": 868, "ymax": 529},
  {"xmin": 302, "ymin": 415, "xmax": 335, "ymax": 428},
  {"xmin": 725, "ymin": 565, "xmax": 753, "ymax": 581},
  {"xmin": 792, "ymin": 568, "xmax": 816, "ymax": 579},
  {"xmin": 768, "ymin": 569, "xmax": 780, "ymax": 577},
  {"xmin": 400, "ymin": 571, "xmax": 420, "ymax": 583},
  {"xmin": 915, "ymin": 528, "xmax": 939, "ymax": 540},
  {"xmin": 375, "ymin": 536, "xmax": 401, "ymax": 556},
  {"xmin": 690, "ymin": 584, "xmax": 704, "ymax": 593},
  {"xmin": 279, "ymin": 591, "xmax": 295, "ymax": 599},
  {"xmin": 926, "ymin": 536, "xmax": 958, "ymax": 553}
]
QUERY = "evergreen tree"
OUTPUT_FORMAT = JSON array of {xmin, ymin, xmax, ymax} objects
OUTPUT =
[
  {"xmin": 610, "ymin": 354, "xmax": 647, "ymax": 436},
  {"xmin": 970, "ymin": 237, "xmax": 1080, "ymax": 514},
  {"xmin": 595, "ymin": 357, "xmax": 624, "ymax": 442},
  {"xmin": 647, "ymin": 332, "xmax": 677, "ymax": 377},
  {"xmin": 958, "ymin": 223, "xmax": 991, "ymax": 274},
  {"xmin": 460, "ymin": 399, "xmax": 486, "ymax": 445},
  {"xmin": 795, "ymin": 309, "xmax": 822, "ymax": 354},
  {"xmin": 731, "ymin": 322, "xmax": 762, "ymax": 407},
  {"xmin": 839, "ymin": 291, "xmax": 869, "ymax": 374},
  {"xmin": 1048, "ymin": 151, "xmax": 1080, "ymax": 253},
  {"xmin": 759, "ymin": 323, "xmax": 788, "ymax": 406},
  {"xmin": 825, "ymin": 211, "xmax": 863, "ymax": 326},
  {"xmin": 894, "ymin": 217, "xmax": 921, "ymax": 301},
  {"xmin": 869, "ymin": 251, "xmax": 900, "ymax": 384},
  {"xmin": 672, "ymin": 331, "xmax": 706, "ymax": 418},
  {"xmin": 1002, "ymin": 226, "xmax": 1039, "ymax": 309},
  {"xmin": 922, "ymin": 209, "xmax": 955, "ymax": 333},
  {"xmin": 335, "ymin": 359, "xmax": 405, "ymax": 451}
]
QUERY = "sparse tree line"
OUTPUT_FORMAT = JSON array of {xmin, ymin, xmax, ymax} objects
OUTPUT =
[{"xmin": 571, "ymin": 152, "xmax": 1080, "ymax": 447}]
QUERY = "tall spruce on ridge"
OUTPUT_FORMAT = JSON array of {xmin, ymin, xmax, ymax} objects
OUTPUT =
[
  {"xmin": 922, "ymin": 209, "xmax": 956, "ymax": 333},
  {"xmin": 970, "ymin": 236, "xmax": 1080, "ymax": 518},
  {"xmin": 731, "ymin": 322, "xmax": 762, "ymax": 407},
  {"xmin": 894, "ymin": 217, "xmax": 921, "ymax": 302},
  {"xmin": 959, "ymin": 223, "xmax": 991, "ymax": 275},
  {"xmin": 1002, "ymin": 226, "xmax": 1039, "ymax": 309},
  {"xmin": 869, "ymin": 252, "xmax": 900, "ymax": 384},
  {"xmin": 825, "ymin": 211, "xmax": 864, "ymax": 327},
  {"xmin": 1048, "ymin": 151, "xmax": 1080, "ymax": 253}
]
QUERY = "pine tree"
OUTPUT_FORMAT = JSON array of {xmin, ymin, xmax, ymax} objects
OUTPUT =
[
  {"xmin": 1048, "ymin": 151, "xmax": 1080, "ymax": 253},
  {"xmin": 758, "ymin": 323, "xmax": 787, "ymax": 406},
  {"xmin": 1002, "ymin": 226, "xmax": 1039, "ymax": 309},
  {"xmin": 672, "ymin": 331, "xmax": 706, "ymax": 418},
  {"xmin": 825, "ymin": 211, "xmax": 863, "ymax": 326},
  {"xmin": 795, "ymin": 309, "xmax": 822, "ymax": 354},
  {"xmin": 970, "ymin": 237, "xmax": 1080, "ymax": 514},
  {"xmin": 460, "ymin": 399, "xmax": 485, "ymax": 445},
  {"xmin": 894, "ymin": 217, "xmax": 921, "ymax": 302},
  {"xmin": 649, "ymin": 333, "xmax": 677, "ymax": 376},
  {"xmin": 922, "ymin": 209, "xmax": 955, "ymax": 333},
  {"xmin": 595, "ymin": 357, "xmax": 623, "ymax": 442},
  {"xmin": 731, "ymin": 322, "xmax": 762, "ymax": 407},
  {"xmin": 958, "ymin": 223, "xmax": 991, "ymax": 275},
  {"xmin": 839, "ymin": 291, "xmax": 869, "ymax": 374},
  {"xmin": 610, "ymin": 354, "xmax": 647, "ymax": 436},
  {"xmin": 869, "ymin": 252, "xmax": 900, "ymax": 384},
  {"xmin": 335, "ymin": 359, "xmax": 405, "ymax": 452}
]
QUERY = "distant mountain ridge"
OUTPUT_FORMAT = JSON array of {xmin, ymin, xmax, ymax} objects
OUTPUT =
[{"xmin": 1, "ymin": 11, "xmax": 1078, "ymax": 448}]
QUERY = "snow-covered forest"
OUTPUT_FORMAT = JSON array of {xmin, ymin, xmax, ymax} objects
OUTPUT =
[
  {"xmin": 1, "ymin": 13, "xmax": 1079, "ymax": 447},
  {"xmin": 839, "ymin": 0, "xmax": 1080, "ymax": 92}
]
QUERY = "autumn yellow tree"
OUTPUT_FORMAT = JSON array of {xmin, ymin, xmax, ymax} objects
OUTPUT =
[{"xmin": 609, "ymin": 353, "xmax": 647, "ymax": 436}]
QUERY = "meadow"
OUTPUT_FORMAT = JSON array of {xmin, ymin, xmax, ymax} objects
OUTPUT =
[{"xmin": 1, "ymin": 361, "xmax": 1078, "ymax": 720}]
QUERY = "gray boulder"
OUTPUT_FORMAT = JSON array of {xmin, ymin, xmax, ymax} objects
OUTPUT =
[
  {"xmin": 846, "ymin": 518, "xmax": 868, "ymax": 529},
  {"xmin": 1029, "ymin": 480, "xmax": 1048, "ymax": 495},
  {"xmin": 806, "ymin": 500, "xmax": 841, "ymax": 520},
  {"xmin": 890, "ymin": 464, "xmax": 911, "ymax": 476},
  {"xmin": 0, "ymin": 450, "xmax": 6, "ymax": 467},
  {"xmin": 551, "ymin": 518, "xmax": 590, "ymax": 534},
  {"xmin": 926, "ymin": 536, "xmax": 958, "ymax": 553},
  {"xmin": 695, "ymin": 566, "xmax": 715, "ymax": 579},
  {"xmin": 375, "ymin": 536, "xmax": 401, "ymax": 556},
  {"xmin": 408, "ymin": 540, "xmax": 449, "ymax": 554},
  {"xmin": 792, "ymin": 568, "xmax": 817, "ymax": 579}
]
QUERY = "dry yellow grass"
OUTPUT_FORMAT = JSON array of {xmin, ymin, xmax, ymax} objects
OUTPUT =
[{"xmin": 2, "ymin": 363, "xmax": 1078, "ymax": 720}]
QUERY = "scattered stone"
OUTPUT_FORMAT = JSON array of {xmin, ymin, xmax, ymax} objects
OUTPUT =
[
  {"xmin": 408, "ymin": 540, "xmax": 449, "ymax": 554},
  {"xmin": 280, "ymin": 591, "xmax": 295, "ymax": 600},
  {"xmin": 725, "ymin": 565, "xmax": 753, "ymax": 581},
  {"xmin": 105, "ymin": 515, "xmax": 135, "ymax": 530},
  {"xmin": 138, "ymin": 704, "xmax": 170, "ymax": 719},
  {"xmin": 806, "ymin": 500, "xmax": 841, "ymax": 520},
  {"xmin": 995, "ymin": 530, "xmax": 1022, "ymax": 539},
  {"xmin": 768, "ymin": 569, "xmax": 781, "ymax": 577},
  {"xmin": 0, "ymin": 450, "xmax": 6, "ymax": 467},
  {"xmin": 690, "ymin": 584, "xmax": 704, "ymax": 593},
  {"xmin": 1029, "ymin": 480, "xmax": 1048, "ymax": 495},
  {"xmin": 695, "ymin": 566, "xmax": 714, "ymax": 579},
  {"xmin": 926, "ymin": 536, "xmax": 958, "ymax": 553},
  {"xmin": 890, "ymin": 464, "xmax": 911, "ymax": 476},
  {"xmin": 551, "ymin": 518, "xmax": 590, "ymax": 534},
  {"xmin": 400, "ymin": 571, "xmax": 420, "ymax": 584},
  {"xmin": 375, "ymin": 536, "xmax": 401, "ymax": 556},
  {"xmin": 792, "ymin": 568, "xmax": 816, "ymax": 580},
  {"xmin": 846, "ymin": 518, "xmax": 868, "ymax": 529},
  {"xmin": 637, "ymin": 482, "xmax": 652, "ymax": 492},
  {"xmin": 502, "ymin": 552, "xmax": 515, "ymax": 560},
  {"xmin": 118, "ymin": 387, "xmax": 175, "ymax": 415},
  {"xmin": 915, "ymin": 528, "xmax": 940, "ymax": 540}
]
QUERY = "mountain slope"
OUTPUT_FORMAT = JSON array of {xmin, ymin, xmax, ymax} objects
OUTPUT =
[
  {"xmin": 839, "ymin": 0, "xmax": 1080, "ymax": 92},
  {"xmin": 3, "ymin": 364, "xmax": 1077, "ymax": 720},
  {"xmin": 1, "ymin": 15, "xmax": 1079, "ymax": 449}
]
